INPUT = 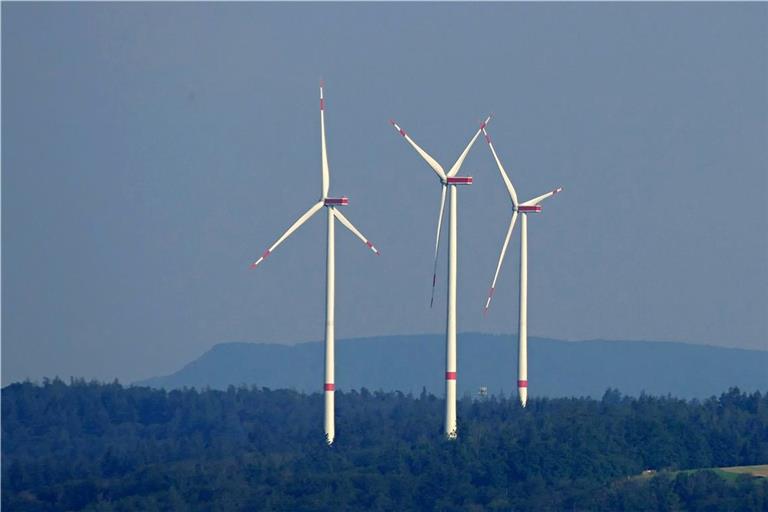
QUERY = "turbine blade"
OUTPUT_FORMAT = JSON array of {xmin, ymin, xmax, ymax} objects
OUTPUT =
[
  {"xmin": 447, "ymin": 115, "xmax": 492, "ymax": 178},
  {"xmin": 250, "ymin": 201, "xmax": 325, "ymax": 268},
  {"xmin": 390, "ymin": 119, "xmax": 446, "ymax": 181},
  {"xmin": 483, "ymin": 211, "xmax": 518, "ymax": 314},
  {"xmin": 320, "ymin": 82, "xmax": 330, "ymax": 198},
  {"xmin": 430, "ymin": 184, "xmax": 448, "ymax": 308},
  {"xmin": 482, "ymin": 128, "xmax": 518, "ymax": 206},
  {"xmin": 332, "ymin": 208, "xmax": 380, "ymax": 255},
  {"xmin": 520, "ymin": 187, "xmax": 564, "ymax": 207}
]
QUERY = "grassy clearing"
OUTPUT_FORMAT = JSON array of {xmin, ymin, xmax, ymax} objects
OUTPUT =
[
  {"xmin": 718, "ymin": 465, "xmax": 768, "ymax": 478},
  {"xmin": 633, "ymin": 464, "xmax": 768, "ymax": 481}
]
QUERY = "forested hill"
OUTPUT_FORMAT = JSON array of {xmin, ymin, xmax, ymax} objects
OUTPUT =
[
  {"xmin": 137, "ymin": 334, "xmax": 768, "ymax": 399},
  {"xmin": 3, "ymin": 381, "xmax": 768, "ymax": 511}
]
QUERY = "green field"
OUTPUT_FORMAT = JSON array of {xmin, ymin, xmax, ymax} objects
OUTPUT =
[
  {"xmin": 718, "ymin": 465, "xmax": 768, "ymax": 478},
  {"xmin": 637, "ymin": 465, "xmax": 768, "ymax": 481}
]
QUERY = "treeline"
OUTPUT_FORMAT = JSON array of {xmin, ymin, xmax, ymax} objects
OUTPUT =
[{"xmin": 2, "ymin": 380, "xmax": 767, "ymax": 511}]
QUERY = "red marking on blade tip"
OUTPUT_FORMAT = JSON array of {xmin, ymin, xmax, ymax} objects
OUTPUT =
[
  {"xmin": 262, "ymin": 250, "xmax": 271, "ymax": 259},
  {"xmin": 485, "ymin": 134, "xmax": 491, "ymax": 144}
]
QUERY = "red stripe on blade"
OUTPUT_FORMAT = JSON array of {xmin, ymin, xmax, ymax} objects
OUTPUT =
[
  {"xmin": 446, "ymin": 372, "xmax": 457, "ymax": 380},
  {"xmin": 324, "ymin": 383, "xmax": 335, "ymax": 391},
  {"xmin": 320, "ymin": 98, "xmax": 325, "ymax": 111}
]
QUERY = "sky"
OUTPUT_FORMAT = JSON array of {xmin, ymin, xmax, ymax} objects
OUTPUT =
[{"xmin": 3, "ymin": 3, "xmax": 766, "ymax": 386}]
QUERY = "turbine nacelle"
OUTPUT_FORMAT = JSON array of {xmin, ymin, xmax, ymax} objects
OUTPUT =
[
  {"xmin": 324, "ymin": 197, "xmax": 349, "ymax": 206},
  {"xmin": 445, "ymin": 176, "xmax": 473, "ymax": 185}
]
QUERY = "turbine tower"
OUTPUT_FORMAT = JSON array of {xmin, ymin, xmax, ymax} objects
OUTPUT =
[
  {"xmin": 481, "ymin": 127, "xmax": 562, "ymax": 407},
  {"xmin": 390, "ymin": 115, "xmax": 490, "ymax": 439},
  {"xmin": 251, "ymin": 83, "xmax": 380, "ymax": 444}
]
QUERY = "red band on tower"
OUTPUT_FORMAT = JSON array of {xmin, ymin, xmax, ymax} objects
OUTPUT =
[
  {"xmin": 324, "ymin": 383, "xmax": 335, "ymax": 391},
  {"xmin": 446, "ymin": 372, "xmax": 457, "ymax": 380},
  {"xmin": 518, "ymin": 380, "xmax": 528, "ymax": 388}
]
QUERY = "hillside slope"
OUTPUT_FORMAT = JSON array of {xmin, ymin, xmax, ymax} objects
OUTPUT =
[{"xmin": 136, "ymin": 334, "xmax": 768, "ymax": 399}]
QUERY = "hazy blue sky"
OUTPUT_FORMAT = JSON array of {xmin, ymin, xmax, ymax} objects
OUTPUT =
[{"xmin": 3, "ymin": 3, "xmax": 766, "ymax": 385}]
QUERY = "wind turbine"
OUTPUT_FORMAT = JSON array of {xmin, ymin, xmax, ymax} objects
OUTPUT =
[
  {"xmin": 251, "ymin": 83, "xmax": 379, "ymax": 444},
  {"xmin": 389, "ymin": 115, "xmax": 490, "ymax": 439},
  {"xmin": 481, "ymin": 127, "xmax": 562, "ymax": 408}
]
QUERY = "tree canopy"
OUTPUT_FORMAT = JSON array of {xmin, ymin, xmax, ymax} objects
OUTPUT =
[{"xmin": 3, "ymin": 380, "xmax": 767, "ymax": 511}]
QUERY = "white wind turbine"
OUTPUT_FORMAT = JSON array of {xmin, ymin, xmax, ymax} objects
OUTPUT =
[
  {"xmin": 481, "ymin": 127, "xmax": 562, "ymax": 407},
  {"xmin": 390, "ymin": 115, "xmax": 491, "ymax": 439},
  {"xmin": 251, "ymin": 83, "xmax": 379, "ymax": 444}
]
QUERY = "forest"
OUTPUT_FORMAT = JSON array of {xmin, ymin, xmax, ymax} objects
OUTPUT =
[{"xmin": 2, "ymin": 380, "xmax": 767, "ymax": 511}]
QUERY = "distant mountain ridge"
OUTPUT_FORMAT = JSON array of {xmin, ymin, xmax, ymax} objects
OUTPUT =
[{"xmin": 136, "ymin": 334, "xmax": 768, "ymax": 399}]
